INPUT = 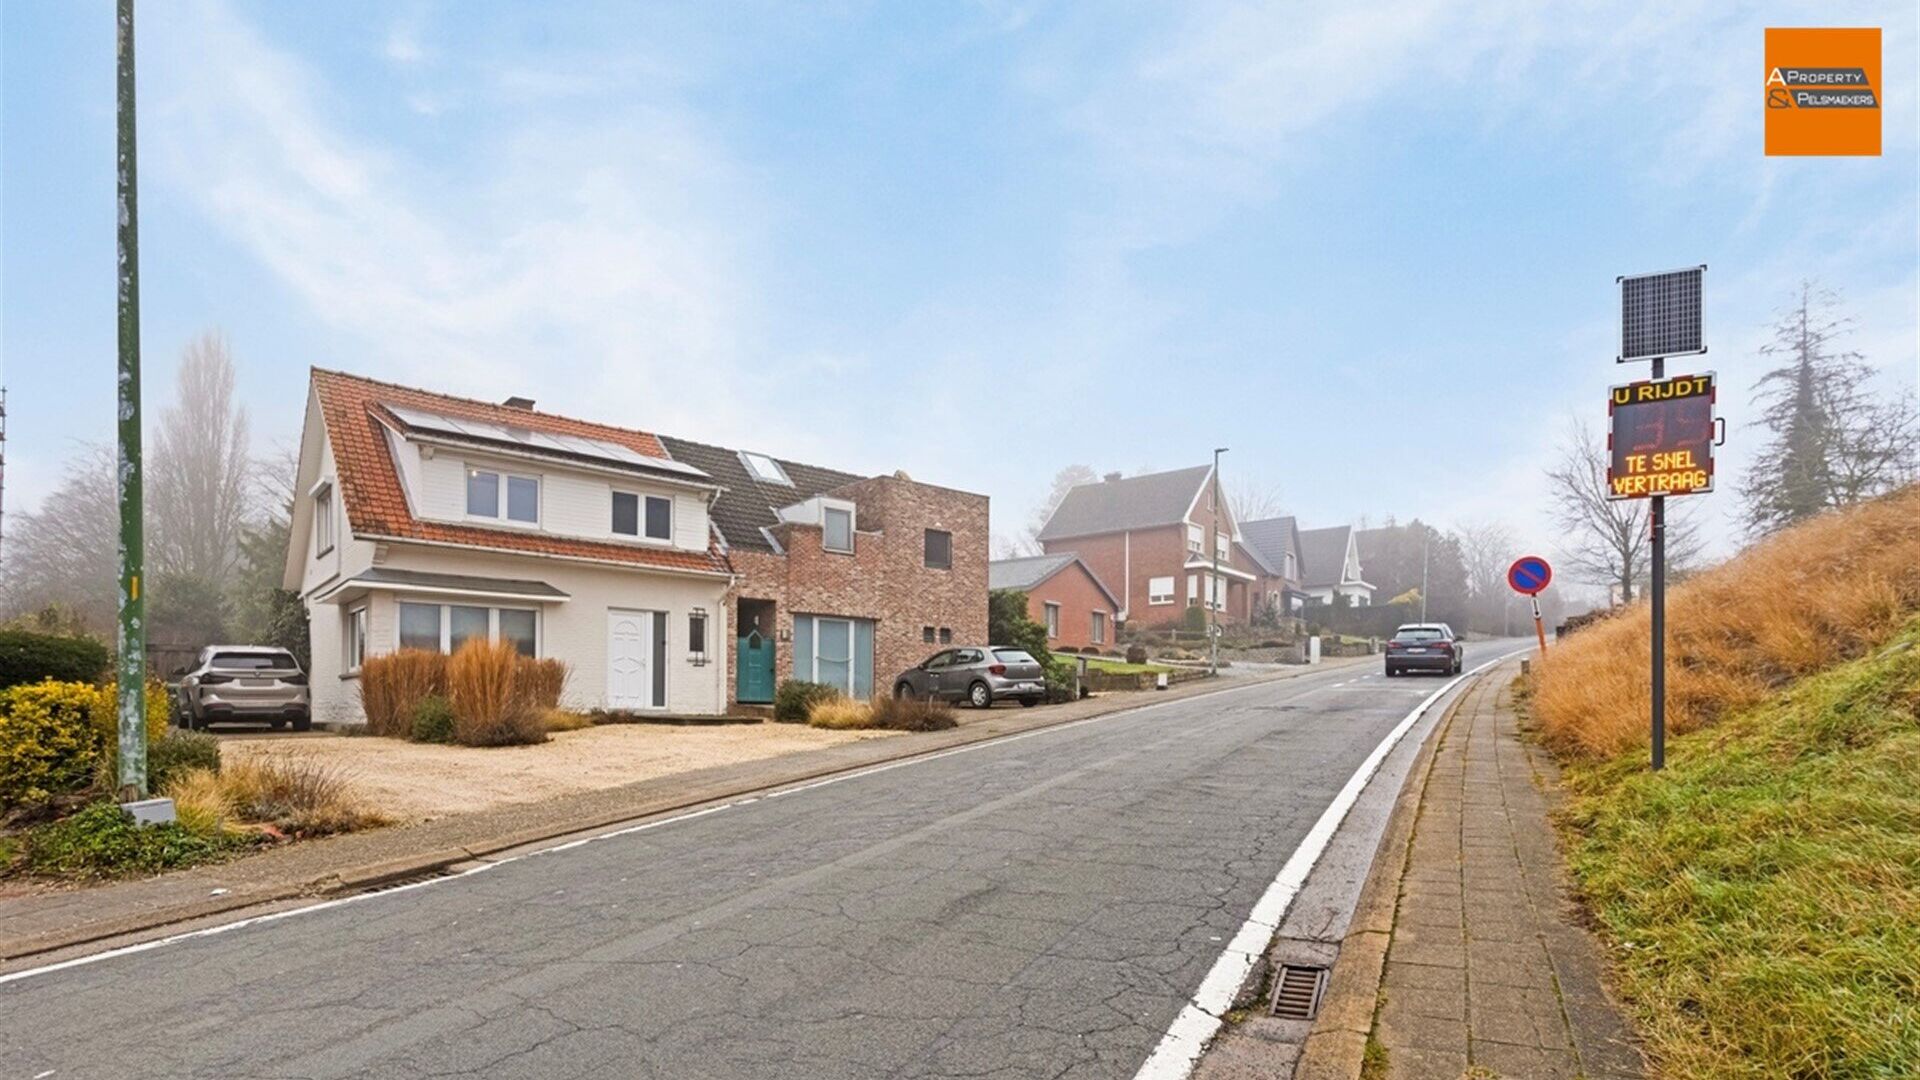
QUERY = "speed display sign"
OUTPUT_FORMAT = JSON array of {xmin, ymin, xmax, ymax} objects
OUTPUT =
[{"xmin": 1606, "ymin": 372, "xmax": 1716, "ymax": 500}]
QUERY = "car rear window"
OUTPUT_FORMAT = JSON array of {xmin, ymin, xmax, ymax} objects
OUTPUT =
[
  {"xmin": 1393, "ymin": 628, "xmax": 1445, "ymax": 642},
  {"xmin": 992, "ymin": 649, "xmax": 1036, "ymax": 664},
  {"xmin": 211, "ymin": 651, "xmax": 297, "ymax": 670}
]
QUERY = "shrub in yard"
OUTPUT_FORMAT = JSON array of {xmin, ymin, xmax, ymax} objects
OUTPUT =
[
  {"xmin": 86, "ymin": 677, "xmax": 177, "ymax": 791},
  {"xmin": 214, "ymin": 757, "xmax": 388, "ymax": 836},
  {"xmin": 1043, "ymin": 658, "xmax": 1080, "ymax": 703},
  {"xmin": 517, "ymin": 657, "xmax": 569, "ymax": 711},
  {"xmin": 1125, "ymin": 643, "xmax": 1149, "ymax": 665},
  {"xmin": 0, "ymin": 630, "xmax": 109, "ymax": 690},
  {"xmin": 359, "ymin": 649, "xmax": 448, "ymax": 738},
  {"xmin": 148, "ymin": 730, "xmax": 221, "ymax": 791},
  {"xmin": 774, "ymin": 680, "xmax": 839, "ymax": 723},
  {"xmin": 867, "ymin": 695, "xmax": 957, "ymax": 732},
  {"xmin": 447, "ymin": 638, "xmax": 546, "ymax": 746},
  {"xmin": 408, "ymin": 695, "xmax": 456, "ymax": 744},
  {"xmin": 161, "ymin": 767, "xmax": 237, "ymax": 839},
  {"xmin": 541, "ymin": 707, "xmax": 594, "ymax": 733},
  {"xmin": 21, "ymin": 801, "xmax": 240, "ymax": 879},
  {"xmin": 0, "ymin": 681, "xmax": 106, "ymax": 809},
  {"xmin": 806, "ymin": 695, "xmax": 873, "ymax": 730}
]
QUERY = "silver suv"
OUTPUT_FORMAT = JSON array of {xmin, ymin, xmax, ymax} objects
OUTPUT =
[
  {"xmin": 892, "ymin": 646, "xmax": 1048, "ymax": 708},
  {"xmin": 176, "ymin": 647, "xmax": 311, "ymax": 731}
]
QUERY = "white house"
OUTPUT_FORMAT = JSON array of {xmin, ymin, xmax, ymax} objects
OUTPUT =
[
  {"xmin": 284, "ymin": 369, "xmax": 735, "ymax": 724},
  {"xmin": 1297, "ymin": 525, "xmax": 1375, "ymax": 607}
]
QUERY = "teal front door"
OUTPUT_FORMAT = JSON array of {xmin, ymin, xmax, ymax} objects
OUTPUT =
[{"xmin": 737, "ymin": 630, "xmax": 775, "ymax": 703}]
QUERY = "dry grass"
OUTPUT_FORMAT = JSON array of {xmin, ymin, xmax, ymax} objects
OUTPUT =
[
  {"xmin": 868, "ymin": 695, "xmax": 959, "ymax": 732},
  {"xmin": 163, "ymin": 758, "xmax": 387, "ymax": 838},
  {"xmin": 1533, "ymin": 485, "xmax": 1920, "ymax": 758},
  {"xmin": 541, "ymin": 707, "xmax": 595, "ymax": 733},
  {"xmin": 517, "ymin": 657, "xmax": 570, "ymax": 711},
  {"xmin": 359, "ymin": 650, "xmax": 447, "ymax": 738},
  {"xmin": 806, "ymin": 696, "xmax": 874, "ymax": 730},
  {"xmin": 447, "ymin": 639, "xmax": 547, "ymax": 746}
]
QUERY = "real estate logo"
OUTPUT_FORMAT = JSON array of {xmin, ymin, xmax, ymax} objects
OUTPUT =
[{"xmin": 1765, "ymin": 27, "xmax": 1881, "ymax": 156}]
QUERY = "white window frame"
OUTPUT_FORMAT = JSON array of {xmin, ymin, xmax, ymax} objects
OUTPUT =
[
  {"xmin": 924, "ymin": 528, "xmax": 953, "ymax": 570},
  {"xmin": 644, "ymin": 494, "xmax": 673, "ymax": 541},
  {"xmin": 1188, "ymin": 574, "xmax": 1200, "ymax": 605},
  {"xmin": 1186, "ymin": 523, "xmax": 1204, "ymax": 555},
  {"xmin": 465, "ymin": 467, "xmax": 541, "ymax": 526},
  {"xmin": 1209, "ymin": 574, "xmax": 1228, "ymax": 611},
  {"xmin": 739, "ymin": 450, "xmax": 793, "ymax": 486},
  {"xmin": 345, "ymin": 605, "xmax": 367, "ymax": 672},
  {"xmin": 396, "ymin": 601, "xmax": 541, "ymax": 656},
  {"xmin": 313, "ymin": 482, "xmax": 335, "ymax": 557},
  {"xmin": 687, "ymin": 610, "xmax": 709, "ymax": 664},
  {"xmin": 1044, "ymin": 602, "xmax": 1061, "ymax": 639},
  {"xmin": 1091, "ymin": 610, "xmax": 1106, "ymax": 644},
  {"xmin": 1216, "ymin": 533, "xmax": 1230, "ymax": 562},
  {"xmin": 1148, "ymin": 576, "xmax": 1175, "ymax": 605},
  {"xmin": 823, "ymin": 505, "xmax": 855, "ymax": 554}
]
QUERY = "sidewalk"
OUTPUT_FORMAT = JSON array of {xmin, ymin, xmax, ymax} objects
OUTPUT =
[
  {"xmin": 1, "ymin": 655, "xmax": 1370, "ymax": 965},
  {"xmin": 1299, "ymin": 665, "xmax": 1645, "ymax": 1079}
]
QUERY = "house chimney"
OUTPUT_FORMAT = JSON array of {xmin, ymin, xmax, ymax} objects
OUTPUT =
[
  {"xmin": 502, "ymin": 396, "xmax": 536, "ymax": 410},
  {"xmin": 1104, "ymin": 471, "xmax": 1122, "ymax": 482}
]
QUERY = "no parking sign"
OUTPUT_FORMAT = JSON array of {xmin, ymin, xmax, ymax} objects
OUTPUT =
[{"xmin": 1507, "ymin": 556, "xmax": 1552, "ymax": 655}]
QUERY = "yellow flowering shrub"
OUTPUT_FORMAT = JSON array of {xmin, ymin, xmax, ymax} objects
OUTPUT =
[{"xmin": 0, "ymin": 680, "xmax": 107, "ymax": 808}]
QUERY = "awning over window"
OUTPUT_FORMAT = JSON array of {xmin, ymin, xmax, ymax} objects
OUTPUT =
[{"xmin": 317, "ymin": 567, "xmax": 570, "ymax": 606}]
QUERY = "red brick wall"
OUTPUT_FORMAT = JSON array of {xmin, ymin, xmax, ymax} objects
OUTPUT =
[
  {"xmin": 724, "ymin": 476, "xmax": 988, "ymax": 701},
  {"xmin": 1023, "ymin": 562, "xmax": 1121, "ymax": 652}
]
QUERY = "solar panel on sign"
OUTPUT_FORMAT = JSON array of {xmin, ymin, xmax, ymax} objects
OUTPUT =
[{"xmin": 1619, "ymin": 266, "xmax": 1706, "ymax": 362}]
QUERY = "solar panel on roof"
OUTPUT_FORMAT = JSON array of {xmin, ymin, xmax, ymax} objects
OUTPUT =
[
  {"xmin": 384, "ymin": 403, "xmax": 707, "ymax": 479},
  {"xmin": 1619, "ymin": 266, "xmax": 1706, "ymax": 362}
]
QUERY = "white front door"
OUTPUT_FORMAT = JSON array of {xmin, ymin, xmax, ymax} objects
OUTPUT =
[{"xmin": 607, "ymin": 609, "xmax": 659, "ymax": 709}]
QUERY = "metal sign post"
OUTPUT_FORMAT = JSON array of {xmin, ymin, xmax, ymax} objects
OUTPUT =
[
  {"xmin": 1507, "ymin": 555, "xmax": 1552, "ymax": 658},
  {"xmin": 1612, "ymin": 266, "xmax": 1715, "ymax": 772}
]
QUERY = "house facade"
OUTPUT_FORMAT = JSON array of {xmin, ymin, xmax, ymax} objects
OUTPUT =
[
  {"xmin": 1238, "ymin": 515, "xmax": 1309, "ymax": 618},
  {"xmin": 1297, "ymin": 525, "xmax": 1375, "ymax": 607},
  {"xmin": 659, "ymin": 438, "xmax": 990, "ymax": 705},
  {"xmin": 1035, "ymin": 466, "xmax": 1264, "ymax": 629},
  {"xmin": 988, "ymin": 553, "xmax": 1122, "ymax": 652},
  {"xmin": 286, "ymin": 370, "xmax": 735, "ymax": 724}
]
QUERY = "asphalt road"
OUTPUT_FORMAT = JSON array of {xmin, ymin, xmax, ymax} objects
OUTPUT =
[{"xmin": 0, "ymin": 647, "xmax": 1524, "ymax": 1080}]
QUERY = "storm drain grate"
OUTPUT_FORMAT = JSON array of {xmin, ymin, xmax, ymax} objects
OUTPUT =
[{"xmin": 1269, "ymin": 964, "xmax": 1329, "ymax": 1020}]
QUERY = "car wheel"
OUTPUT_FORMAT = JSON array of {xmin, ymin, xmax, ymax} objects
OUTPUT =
[
  {"xmin": 894, "ymin": 682, "xmax": 915, "ymax": 700},
  {"xmin": 1384, "ymin": 666, "xmax": 1397, "ymax": 677},
  {"xmin": 1019, "ymin": 697, "xmax": 1038, "ymax": 708},
  {"xmin": 292, "ymin": 716, "xmax": 312, "ymax": 733},
  {"xmin": 271, "ymin": 719, "xmax": 287, "ymax": 730},
  {"xmin": 968, "ymin": 681, "xmax": 992, "ymax": 708}
]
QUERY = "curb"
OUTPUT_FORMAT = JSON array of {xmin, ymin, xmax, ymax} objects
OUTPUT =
[
  {"xmin": 3, "ymin": 657, "xmax": 1372, "ymax": 965},
  {"xmin": 1291, "ymin": 663, "xmax": 1506, "ymax": 1079}
]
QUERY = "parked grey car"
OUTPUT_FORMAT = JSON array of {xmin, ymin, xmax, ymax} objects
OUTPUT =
[
  {"xmin": 176, "ymin": 646, "xmax": 311, "ymax": 731},
  {"xmin": 1383, "ymin": 623, "xmax": 1463, "ymax": 676},
  {"xmin": 893, "ymin": 646, "xmax": 1048, "ymax": 708}
]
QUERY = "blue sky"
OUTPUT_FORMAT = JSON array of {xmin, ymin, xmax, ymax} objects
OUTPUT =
[{"xmin": 3, "ymin": 1, "xmax": 1915, "ymax": 577}]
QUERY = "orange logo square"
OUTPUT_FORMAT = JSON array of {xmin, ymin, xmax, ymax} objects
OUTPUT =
[{"xmin": 1766, "ymin": 27, "xmax": 1881, "ymax": 156}]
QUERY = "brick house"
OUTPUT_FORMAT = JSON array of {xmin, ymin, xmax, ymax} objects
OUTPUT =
[
  {"xmin": 659, "ymin": 437, "xmax": 989, "ymax": 704},
  {"xmin": 1238, "ymin": 515, "xmax": 1310, "ymax": 618},
  {"xmin": 1035, "ymin": 466, "xmax": 1264, "ymax": 629},
  {"xmin": 988, "ymin": 553, "xmax": 1122, "ymax": 652}
]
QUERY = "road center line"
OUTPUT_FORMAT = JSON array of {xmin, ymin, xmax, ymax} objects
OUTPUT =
[{"xmin": 1129, "ymin": 648, "xmax": 1523, "ymax": 1080}]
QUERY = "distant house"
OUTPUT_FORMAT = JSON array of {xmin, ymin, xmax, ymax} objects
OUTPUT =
[
  {"xmin": 1035, "ymin": 465, "xmax": 1263, "ymax": 627},
  {"xmin": 989, "ymin": 553, "xmax": 1122, "ymax": 652},
  {"xmin": 1238, "ymin": 515, "xmax": 1309, "ymax": 617},
  {"xmin": 1297, "ymin": 525, "xmax": 1374, "ymax": 607},
  {"xmin": 658, "ymin": 440, "xmax": 989, "ymax": 705}
]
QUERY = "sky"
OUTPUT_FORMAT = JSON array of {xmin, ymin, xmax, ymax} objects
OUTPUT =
[{"xmin": 2, "ymin": 1, "xmax": 1916, "ymax": 588}]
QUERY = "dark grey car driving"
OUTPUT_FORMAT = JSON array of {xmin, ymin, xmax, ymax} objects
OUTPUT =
[{"xmin": 892, "ymin": 646, "xmax": 1048, "ymax": 708}]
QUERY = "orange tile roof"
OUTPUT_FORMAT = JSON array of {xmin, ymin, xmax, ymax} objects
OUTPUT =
[{"xmin": 310, "ymin": 368, "xmax": 730, "ymax": 577}]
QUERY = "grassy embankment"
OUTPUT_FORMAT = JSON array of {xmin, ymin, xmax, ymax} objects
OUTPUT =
[{"xmin": 1531, "ymin": 485, "xmax": 1920, "ymax": 1079}]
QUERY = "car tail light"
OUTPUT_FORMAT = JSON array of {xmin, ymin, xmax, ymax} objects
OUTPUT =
[
  {"xmin": 283, "ymin": 673, "xmax": 308, "ymax": 686},
  {"xmin": 988, "ymin": 664, "xmax": 1007, "ymax": 676},
  {"xmin": 200, "ymin": 673, "xmax": 233, "ymax": 685},
  {"xmin": 1386, "ymin": 642, "xmax": 1404, "ymax": 651}
]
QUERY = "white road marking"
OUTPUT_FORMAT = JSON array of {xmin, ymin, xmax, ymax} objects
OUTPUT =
[
  {"xmin": 0, "ymin": 662, "xmax": 1374, "ymax": 988},
  {"xmin": 1129, "ymin": 649, "xmax": 1522, "ymax": 1080}
]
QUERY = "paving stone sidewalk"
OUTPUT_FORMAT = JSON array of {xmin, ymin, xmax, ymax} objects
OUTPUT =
[{"xmin": 1370, "ymin": 669, "xmax": 1645, "ymax": 1080}]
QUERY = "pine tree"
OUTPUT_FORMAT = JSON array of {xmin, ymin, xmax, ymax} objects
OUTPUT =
[{"xmin": 1744, "ymin": 283, "xmax": 1920, "ymax": 536}]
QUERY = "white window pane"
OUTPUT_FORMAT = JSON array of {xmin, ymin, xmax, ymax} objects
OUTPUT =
[
  {"xmin": 816, "ymin": 619, "xmax": 852, "ymax": 691},
  {"xmin": 645, "ymin": 496, "xmax": 672, "ymax": 540},
  {"xmin": 824, "ymin": 508, "xmax": 852, "ymax": 552},
  {"xmin": 507, "ymin": 476, "xmax": 539, "ymax": 523},
  {"xmin": 399, "ymin": 603, "xmax": 442, "ymax": 651},
  {"xmin": 450, "ymin": 605, "xmax": 490, "ymax": 651},
  {"xmin": 612, "ymin": 492, "xmax": 639, "ymax": 535},
  {"xmin": 467, "ymin": 471, "xmax": 499, "ymax": 517},
  {"xmin": 499, "ymin": 609, "xmax": 537, "ymax": 658}
]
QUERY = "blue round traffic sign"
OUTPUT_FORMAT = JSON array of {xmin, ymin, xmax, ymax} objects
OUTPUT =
[{"xmin": 1508, "ymin": 555, "xmax": 1552, "ymax": 596}]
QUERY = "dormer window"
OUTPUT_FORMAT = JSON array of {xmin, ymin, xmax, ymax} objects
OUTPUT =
[
  {"xmin": 740, "ymin": 451, "xmax": 792, "ymax": 486},
  {"xmin": 823, "ymin": 506, "xmax": 854, "ymax": 553},
  {"xmin": 467, "ymin": 468, "xmax": 539, "ymax": 525}
]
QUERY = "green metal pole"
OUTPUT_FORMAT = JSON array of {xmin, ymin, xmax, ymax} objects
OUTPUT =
[{"xmin": 115, "ymin": 0, "xmax": 147, "ymax": 800}]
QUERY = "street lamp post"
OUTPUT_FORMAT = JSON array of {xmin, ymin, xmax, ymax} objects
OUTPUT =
[
  {"xmin": 1209, "ymin": 447, "xmax": 1227, "ymax": 677},
  {"xmin": 115, "ymin": 0, "xmax": 149, "ymax": 800}
]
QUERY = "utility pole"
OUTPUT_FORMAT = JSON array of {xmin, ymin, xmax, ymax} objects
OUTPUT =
[
  {"xmin": 1649, "ymin": 354, "xmax": 1666, "ymax": 771},
  {"xmin": 1209, "ymin": 447, "xmax": 1227, "ymax": 676},
  {"xmin": 0, "ymin": 387, "xmax": 9, "ymax": 564},
  {"xmin": 115, "ymin": 0, "xmax": 149, "ymax": 800},
  {"xmin": 1419, "ymin": 532, "xmax": 1429, "ymax": 623}
]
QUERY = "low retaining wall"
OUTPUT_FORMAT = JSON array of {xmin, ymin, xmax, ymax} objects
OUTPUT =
[{"xmin": 1085, "ymin": 668, "xmax": 1212, "ymax": 693}]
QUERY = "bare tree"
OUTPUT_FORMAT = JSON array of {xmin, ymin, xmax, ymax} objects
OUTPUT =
[
  {"xmin": 0, "ymin": 445, "xmax": 119, "ymax": 631},
  {"xmin": 1228, "ymin": 481, "xmax": 1286, "ymax": 525},
  {"xmin": 1018, "ymin": 464, "xmax": 1099, "ymax": 554},
  {"xmin": 1744, "ymin": 282, "xmax": 1920, "ymax": 535},
  {"xmin": 1544, "ymin": 420, "xmax": 1702, "ymax": 604},
  {"xmin": 150, "ymin": 332, "xmax": 254, "ymax": 580},
  {"xmin": 1456, "ymin": 519, "xmax": 1516, "ymax": 632}
]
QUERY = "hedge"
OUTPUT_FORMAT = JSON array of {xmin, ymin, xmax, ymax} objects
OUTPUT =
[{"xmin": 0, "ymin": 630, "xmax": 109, "ymax": 690}]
